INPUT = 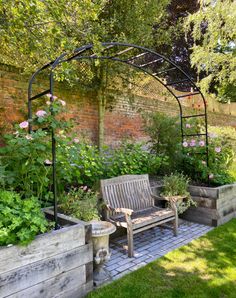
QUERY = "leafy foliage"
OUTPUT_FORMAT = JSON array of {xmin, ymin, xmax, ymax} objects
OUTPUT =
[
  {"xmin": 102, "ymin": 142, "xmax": 164, "ymax": 178},
  {"xmin": 185, "ymin": 0, "xmax": 236, "ymax": 102},
  {"xmin": 161, "ymin": 172, "xmax": 195, "ymax": 214},
  {"xmin": 161, "ymin": 172, "xmax": 190, "ymax": 198},
  {"xmin": 0, "ymin": 97, "xmax": 69, "ymax": 201},
  {"xmin": 0, "ymin": 190, "xmax": 48, "ymax": 246},
  {"xmin": 182, "ymin": 125, "xmax": 235, "ymax": 185},
  {"xmin": 143, "ymin": 112, "xmax": 181, "ymax": 171},
  {"xmin": 59, "ymin": 187, "xmax": 100, "ymax": 221}
]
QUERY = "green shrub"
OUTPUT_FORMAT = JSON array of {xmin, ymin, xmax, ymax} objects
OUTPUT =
[
  {"xmin": 57, "ymin": 137, "xmax": 104, "ymax": 189},
  {"xmin": 59, "ymin": 187, "xmax": 100, "ymax": 221},
  {"xmin": 102, "ymin": 142, "xmax": 164, "ymax": 178},
  {"xmin": 0, "ymin": 190, "xmax": 48, "ymax": 246},
  {"xmin": 143, "ymin": 112, "xmax": 181, "ymax": 171}
]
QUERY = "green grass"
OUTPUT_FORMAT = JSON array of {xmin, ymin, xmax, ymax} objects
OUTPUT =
[{"xmin": 87, "ymin": 219, "xmax": 236, "ymax": 298}]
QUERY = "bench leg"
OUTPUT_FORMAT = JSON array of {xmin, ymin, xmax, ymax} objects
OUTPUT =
[
  {"xmin": 127, "ymin": 227, "xmax": 134, "ymax": 257},
  {"xmin": 173, "ymin": 217, "xmax": 178, "ymax": 236}
]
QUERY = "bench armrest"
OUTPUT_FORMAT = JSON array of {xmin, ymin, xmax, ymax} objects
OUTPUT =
[
  {"xmin": 151, "ymin": 193, "xmax": 164, "ymax": 201},
  {"xmin": 151, "ymin": 194, "xmax": 178, "ymax": 213},
  {"xmin": 107, "ymin": 205, "xmax": 133, "ymax": 216}
]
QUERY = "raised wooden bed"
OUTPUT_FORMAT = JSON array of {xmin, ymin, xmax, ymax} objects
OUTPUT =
[
  {"xmin": 0, "ymin": 209, "xmax": 93, "ymax": 298},
  {"xmin": 182, "ymin": 184, "xmax": 236, "ymax": 226},
  {"xmin": 151, "ymin": 183, "xmax": 236, "ymax": 227}
]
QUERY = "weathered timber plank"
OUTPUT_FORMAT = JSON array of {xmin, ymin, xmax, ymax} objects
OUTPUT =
[
  {"xmin": 181, "ymin": 211, "xmax": 213, "ymax": 226},
  {"xmin": 86, "ymin": 261, "xmax": 93, "ymax": 284},
  {"xmin": 0, "ymin": 243, "xmax": 93, "ymax": 297},
  {"xmin": 188, "ymin": 185, "xmax": 219, "ymax": 199},
  {"xmin": 7, "ymin": 266, "xmax": 86, "ymax": 298},
  {"xmin": 192, "ymin": 196, "xmax": 216, "ymax": 209},
  {"xmin": 55, "ymin": 280, "xmax": 93, "ymax": 298},
  {"xmin": 0, "ymin": 224, "xmax": 85, "ymax": 274},
  {"xmin": 217, "ymin": 211, "xmax": 236, "ymax": 226},
  {"xmin": 181, "ymin": 206, "xmax": 218, "ymax": 226}
]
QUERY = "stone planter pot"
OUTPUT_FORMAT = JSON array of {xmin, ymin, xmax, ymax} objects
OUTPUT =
[
  {"xmin": 181, "ymin": 183, "xmax": 236, "ymax": 226},
  {"xmin": 90, "ymin": 221, "xmax": 116, "ymax": 286},
  {"xmin": 0, "ymin": 209, "xmax": 93, "ymax": 298}
]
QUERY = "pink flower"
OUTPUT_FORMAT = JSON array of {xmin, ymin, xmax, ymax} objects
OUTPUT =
[
  {"xmin": 73, "ymin": 138, "xmax": 80, "ymax": 143},
  {"xmin": 36, "ymin": 110, "xmax": 47, "ymax": 117},
  {"xmin": 215, "ymin": 147, "xmax": 221, "ymax": 153},
  {"xmin": 190, "ymin": 139, "xmax": 196, "ymax": 147},
  {"xmin": 59, "ymin": 99, "xmax": 66, "ymax": 106},
  {"xmin": 209, "ymin": 173, "xmax": 214, "ymax": 179},
  {"xmin": 183, "ymin": 141, "xmax": 188, "ymax": 147},
  {"xmin": 83, "ymin": 186, "xmax": 88, "ymax": 191},
  {"xmin": 44, "ymin": 159, "xmax": 52, "ymax": 165},
  {"xmin": 19, "ymin": 121, "xmax": 29, "ymax": 129},
  {"xmin": 199, "ymin": 140, "xmax": 205, "ymax": 147},
  {"xmin": 186, "ymin": 123, "xmax": 191, "ymax": 128},
  {"xmin": 25, "ymin": 134, "xmax": 33, "ymax": 140},
  {"xmin": 46, "ymin": 94, "xmax": 57, "ymax": 100}
]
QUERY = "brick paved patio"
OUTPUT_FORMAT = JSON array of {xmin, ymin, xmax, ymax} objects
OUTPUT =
[{"xmin": 105, "ymin": 220, "xmax": 213, "ymax": 281}]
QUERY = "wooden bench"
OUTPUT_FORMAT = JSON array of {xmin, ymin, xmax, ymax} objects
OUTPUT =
[{"xmin": 101, "ymin": 174, "xmax": 178, "ymax": 257}]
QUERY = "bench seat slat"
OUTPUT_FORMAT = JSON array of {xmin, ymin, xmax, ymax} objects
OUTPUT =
[{"xmin": 111, "ymin": 206, "xmax": 174, "ymax": 229}]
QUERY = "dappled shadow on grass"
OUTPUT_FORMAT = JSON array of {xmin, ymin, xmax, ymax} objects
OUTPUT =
[{"xmin": 87, "ymin": 219, "xmax": 236, "ymax": 298}]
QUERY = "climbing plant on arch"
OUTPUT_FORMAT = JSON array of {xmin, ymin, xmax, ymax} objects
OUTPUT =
[{"xmin": 28, "ymin": 42, "xmax": 209, "ymax": 228}]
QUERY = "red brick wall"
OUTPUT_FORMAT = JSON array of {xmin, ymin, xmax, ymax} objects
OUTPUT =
[{"xmin": 0, "ymin": 64, "xmax": 236, "ymax": 146}]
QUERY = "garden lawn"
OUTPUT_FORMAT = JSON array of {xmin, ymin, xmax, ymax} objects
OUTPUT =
[{"xmin": 87, "ymin": 219, "xmax": 236, "ymax": 298}]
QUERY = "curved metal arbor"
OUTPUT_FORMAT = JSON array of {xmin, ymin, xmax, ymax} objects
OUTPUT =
[{"xmin": 28, "ymin": 42, "xmax": 209, "ymax": 228}]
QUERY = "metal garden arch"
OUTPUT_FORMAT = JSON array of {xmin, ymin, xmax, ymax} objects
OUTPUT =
[{"xmin": 28, "ymin": 42, "xmax": 209, "ymax": 228}]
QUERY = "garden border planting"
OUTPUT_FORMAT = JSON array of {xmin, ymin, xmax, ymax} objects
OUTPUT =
[{"xmin": 0, "ymin": 210, "xmax": 93, "ymax": 298}]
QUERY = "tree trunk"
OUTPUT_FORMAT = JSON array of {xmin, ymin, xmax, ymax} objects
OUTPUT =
[{"xmin": 98, "ymin": 89, "xmax": 106, "ymax": 150}]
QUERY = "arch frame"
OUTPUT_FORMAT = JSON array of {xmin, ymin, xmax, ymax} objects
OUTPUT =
[{"xmin": 28, "ymin": 42, "xmax": 209, "ymax": 228}]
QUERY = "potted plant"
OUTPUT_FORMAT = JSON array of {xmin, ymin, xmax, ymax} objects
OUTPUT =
[{"xmin": 160, "ymin": 173, "xmax": 196, "ymax": 215}]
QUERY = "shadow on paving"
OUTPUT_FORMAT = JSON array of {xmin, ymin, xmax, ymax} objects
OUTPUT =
[{"xmin": 87, "ymin": 219, "xmax": 236, "ymax": 298}]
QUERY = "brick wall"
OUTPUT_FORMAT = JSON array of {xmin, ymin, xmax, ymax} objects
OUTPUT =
[{"xmin": 0, "ymin": 64, "xmax": 236, "ymax": 146}]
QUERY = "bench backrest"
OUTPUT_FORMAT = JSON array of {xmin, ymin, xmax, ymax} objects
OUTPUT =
[{"xmin": 100, "ymin": 174, "xmax": 154, "ymax": 211}]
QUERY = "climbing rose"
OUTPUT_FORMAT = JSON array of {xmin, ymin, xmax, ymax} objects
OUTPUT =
[
  {"xmin": 201, "ymin": 160, "xmax": 206, "ymax": 165},
  {"xmin": 46, "ymin": 94, "xmax": 57, "ymax": 100},
  {"xmin": 19, "ymin": 121, "xmax": 29, "ymax": 129},
  {"xmin": 190, "ymin": 139, "xmax": 196, "ymax": 147},
  {"xmin": 59, "ymin": 99, "xmax": 66, "ymax": 106},
  {"xmin": 186, "ymin": 123, "xmax": 191, "ymax": 128},
  {"xmin": 199, "ymin": 140, "xmax": 205, "ymax": 147},
  {"xmin": 183, "ymin": 141, "xmax": 188, "ymax": 147},
  {"xmin": 209, "ymin": 173, "xmax": 214, "ymax": 179},
  {"xmin": 44, "ymin": 159, "xmax": 52, "ymax": 165},
  {"xmin": 215, "ymin": 147, "xmax": 221, "ymax": 153},
  {"xmin": 73, "ymin": 138, "xmax": 80, "ymax": 143},
  {"xmin": 36, "ymin": 110, "xmax": 47, "ymax": 117}
]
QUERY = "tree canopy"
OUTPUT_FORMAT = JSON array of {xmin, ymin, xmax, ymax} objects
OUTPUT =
[
  {"xmin": 0, "ymin": 0, "xmax": 170, "ymax": 73},
  {"xmin": 185, "ymin": 0, "xmax": 236, "ymax": 102}
]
